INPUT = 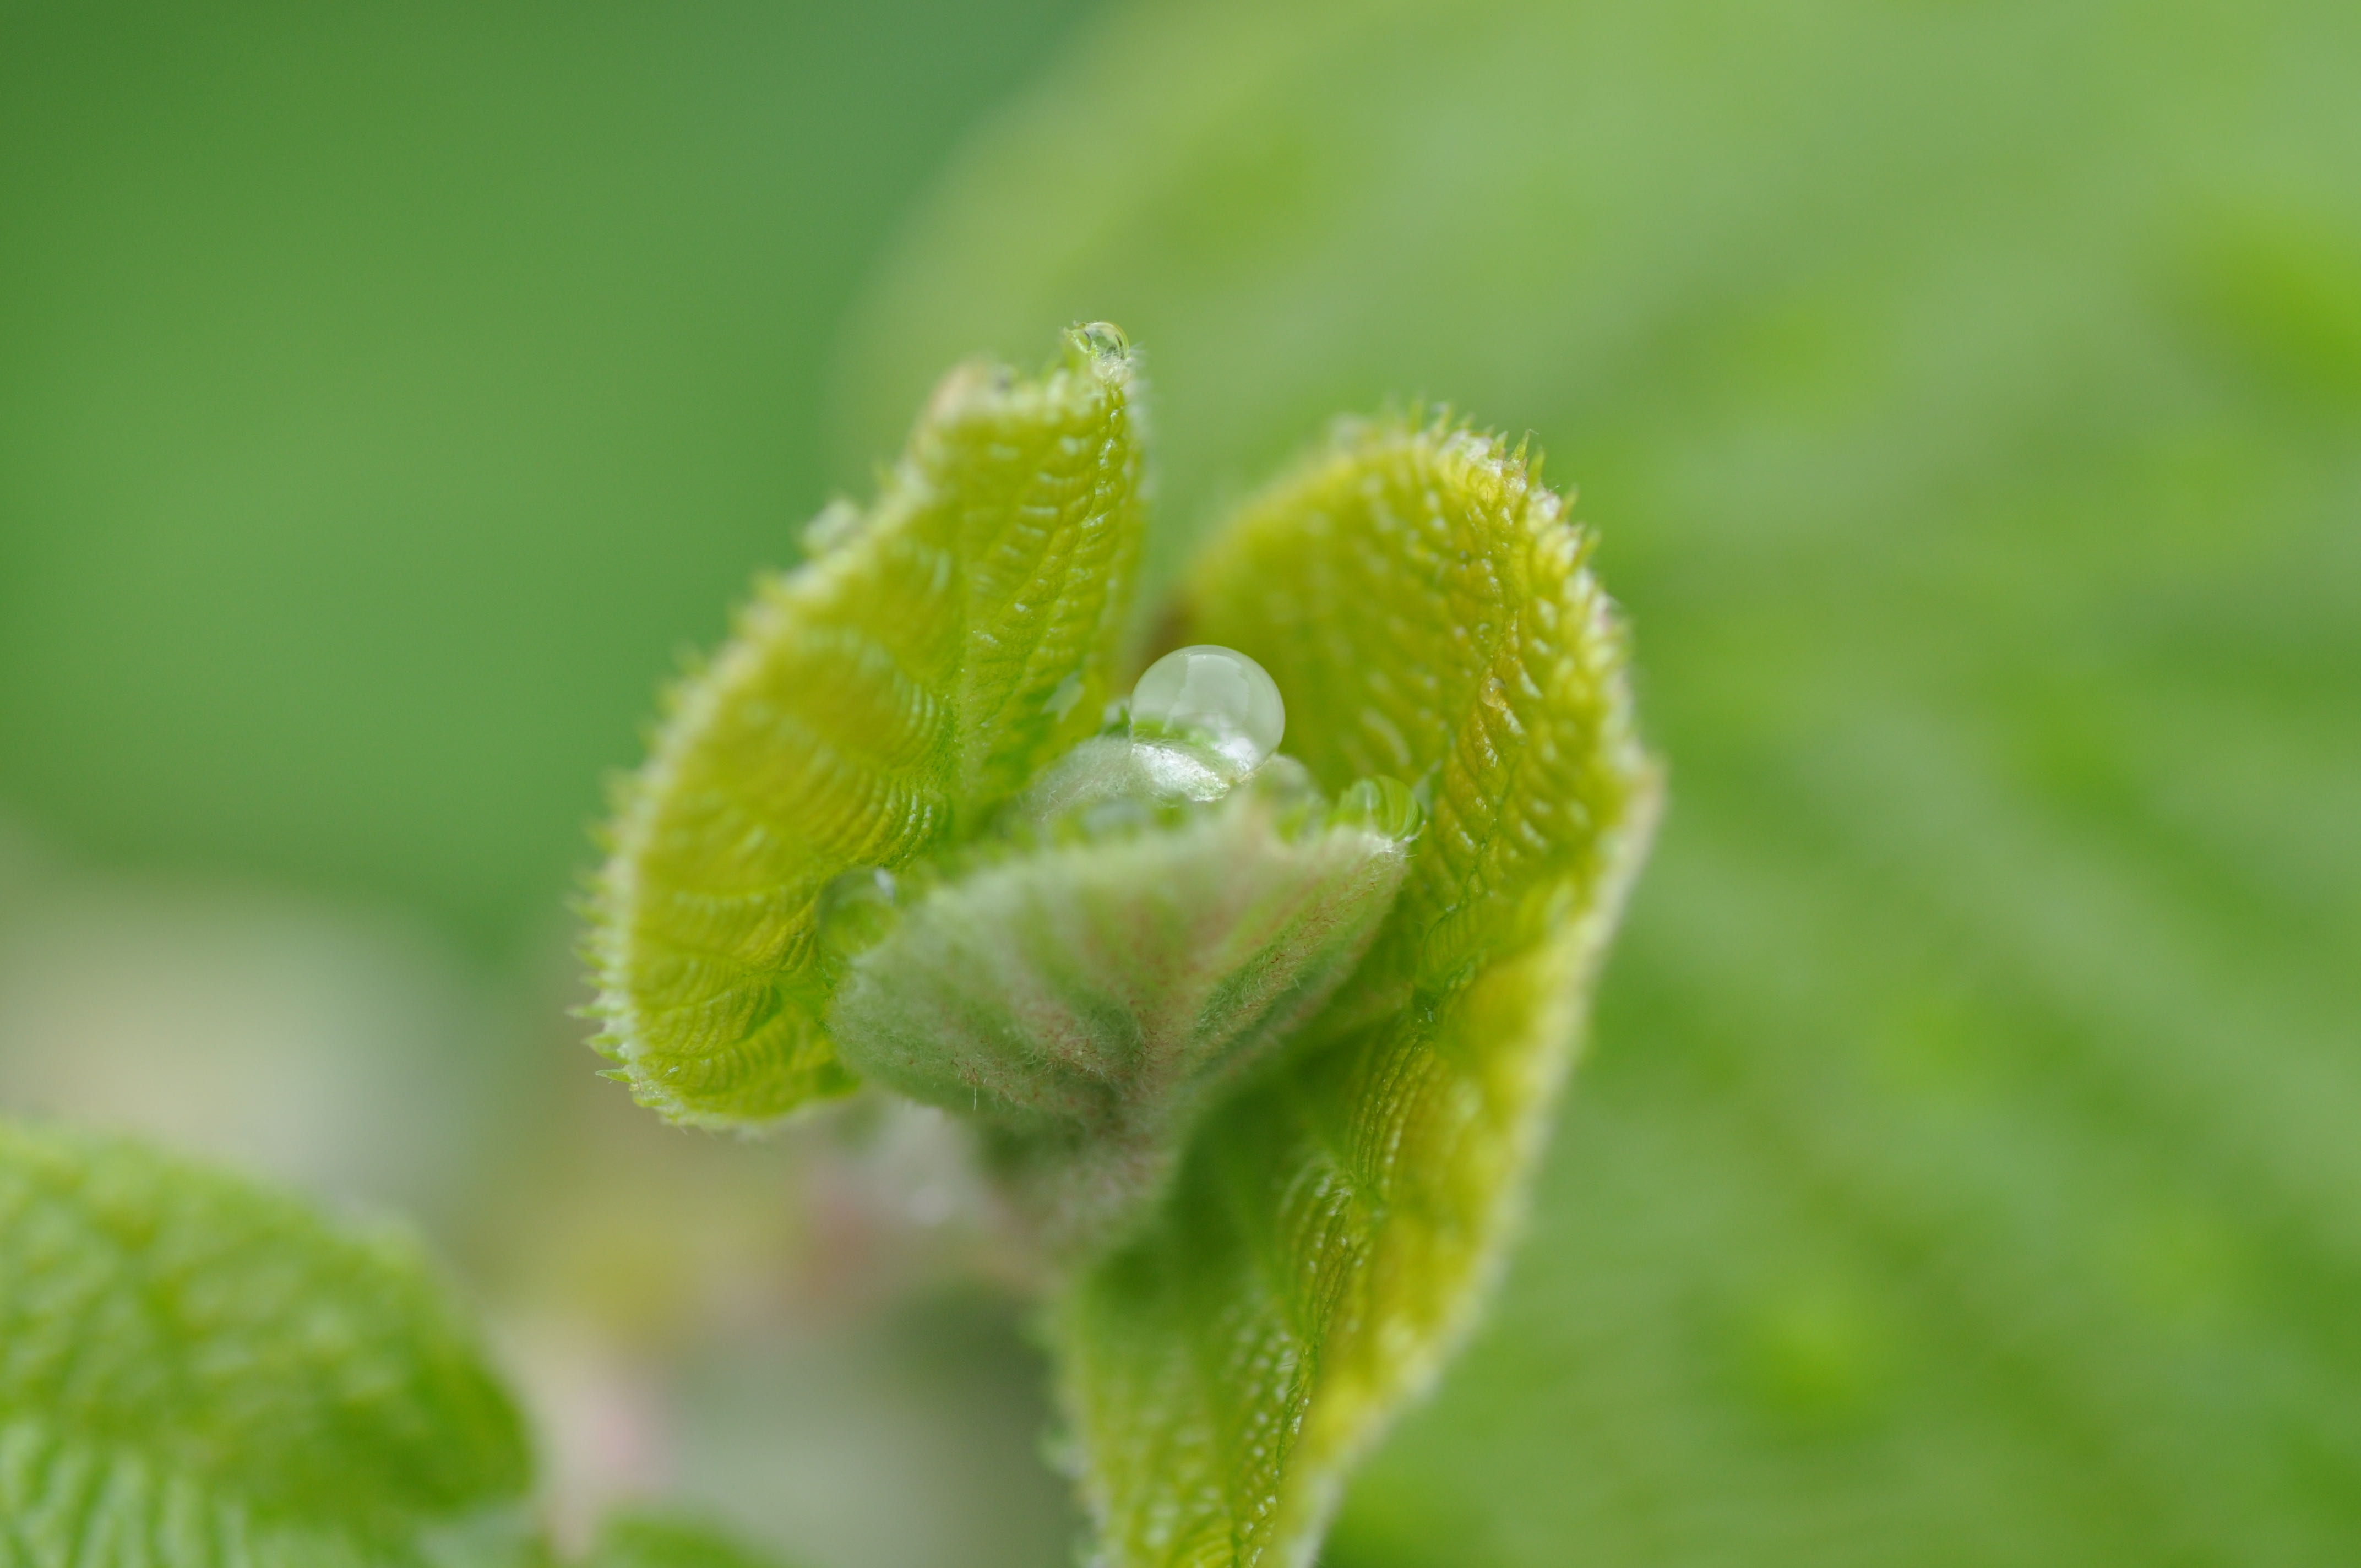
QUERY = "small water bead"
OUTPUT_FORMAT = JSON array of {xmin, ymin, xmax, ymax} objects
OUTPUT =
[
  {"xmin": 816, "ymin": 867, "xmax": 902, "ymax": 960},
  {"xmin": 1330, "ymin": 776, "xmax": 1424, "ymax": 840},
  {"xmin": 1128, "ymin": 645, "xmax": 1285, "ymax": 771},
  {"xmin": 1070, "ymin": 320, "xmax": 1129, "ymax": 360}
]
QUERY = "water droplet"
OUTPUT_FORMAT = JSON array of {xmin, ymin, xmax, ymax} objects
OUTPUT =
[
  {"xmin": 1128, "ymin": 645, "xmax": 1285, "ymax": 770},
  {"xmin": 1071, "ymin": 320, "xmax": 1129, "ymax": 360},
  {"xmin": 818, "ymin": 867, "xmax": 900, "ymax": 959},
  {"xmin": 1331, "ymin": 776, "xmax": 1424, "ymax": 840}
]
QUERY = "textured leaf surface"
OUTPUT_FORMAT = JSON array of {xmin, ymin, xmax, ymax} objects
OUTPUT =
[
  {"xmin": 1053, "ymin": 420, "xmax": 1657, "ymax": 1566},
  {"xmin": 830, "ymin": 759, "xmax": 1413, "ymax": 1248},
  {"xmin": 591, "ymin": 327, "xmax": 1145, "ymax": 1124},
  {"xmin": 0, "ymin": 1119, "xmax": 529, "ymax": 1566},
  {"xmin": 837, "ymin": 3, "xmax": 2361, "ymax": 1563}
]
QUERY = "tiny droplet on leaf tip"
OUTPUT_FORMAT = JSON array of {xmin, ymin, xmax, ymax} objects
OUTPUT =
[{"xmin": 1072, "ymin": 320, "xmax": 1130, "ymax": 360}]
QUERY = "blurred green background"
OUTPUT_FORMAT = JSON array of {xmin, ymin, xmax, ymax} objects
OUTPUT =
[{"xmin": 3, "ymin": 1, "xmax": 2357, "ymax": 1565}]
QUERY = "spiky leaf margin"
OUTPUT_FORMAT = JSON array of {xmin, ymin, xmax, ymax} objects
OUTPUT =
[
  {"xmin": 588, "ymin": 326, "xmax": 1147, "ymax": 1125},
  {"xmin": 1054, "ymin": 416, "xmax": 1660, "ymax": 1567}
]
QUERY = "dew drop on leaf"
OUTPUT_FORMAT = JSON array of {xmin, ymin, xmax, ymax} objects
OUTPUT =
[
  {"xmin": 817, "ymin": 866, "xmax": 901, "ymax": 960},
  {"xmin": 1330, "ymin": 775, "xmax": 1424, "ymax": 839},
  {"xmin": 1071, "ymin": 319, "xmax": 1130, "ymax": 359},
  {"xmin": 1128, "ymin": 644, "xmax": 1285, "ymax": 770}
]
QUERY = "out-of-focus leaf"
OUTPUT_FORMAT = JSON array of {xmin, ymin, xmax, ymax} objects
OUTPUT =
[
  {"xmin": 0, "ymin": 1118, "xmax": 530, "ymax": 1566},
  {"xmin": 590, "ymin": 327, "xmax": 1145, "ymax": 1125},
  {"xmin": 0, "ymin": 0, "xmax": 1102, "ymax": 954},
  {"xmin": 1053, "ymin": 418, "xmax": 1657, "ymax": 1566},
  {"xmin": 580, "ymin": 1512, "xmax": 797, "ymax": 1568},
  {"xmin": 837, "ymin": 2, "xmax": 2361, "ymax": 1564}
]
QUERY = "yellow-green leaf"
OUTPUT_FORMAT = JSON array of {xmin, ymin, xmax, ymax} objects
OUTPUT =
[
  {"xmin": 1053, "ymin": 416, "xmax": 1659, "ymax": 1566},
  {"xmin": 0, "ymin": 1118, "xmax": 530, "ymax": 1566},
  {"xmin": 589, "ymin": 325, "xmax": 1147, "ymax": 1125}
]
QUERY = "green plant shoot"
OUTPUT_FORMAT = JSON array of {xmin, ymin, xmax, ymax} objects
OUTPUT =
[{"xmin": 587, "ymin": 326, "xmax": 1659, "ymax": 1566}]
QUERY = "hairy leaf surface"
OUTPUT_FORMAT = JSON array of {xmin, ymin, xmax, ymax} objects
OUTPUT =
[
  {"xmin": 830, "ymin": 759, "xmax": 1414, "ymax": 1249},
  {"xmin": 590, "ymin": 326, "xmax": 1146, "ymax": 1125},
  {"xmin": 1054, "ymin": 418, "xmax": 1658, "ymax": 1566},
  {"xmin": 0, "ymin": 1119, "xmax": 530, "ymax": 1567}
]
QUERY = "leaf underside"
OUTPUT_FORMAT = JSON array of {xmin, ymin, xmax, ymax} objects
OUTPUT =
[
  {"xmin": 589, "ymin": 328, "xmax": 1146, "ymax": 1125},
  {"xmin": 829, "ymin": 774, "xmax": 1412, "ymax": 1250},
  {"xmin": 1054, "ymin": 417, "xmax": 1660, "ymax": 1567},
  {"xmin": 0, "ymin": 1119, "xmax": 529, "ymax": 1567}
]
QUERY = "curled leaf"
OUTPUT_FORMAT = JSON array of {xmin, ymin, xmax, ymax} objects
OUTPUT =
[
  {"xmin": 590, "ymin": 326, "xmax": 1147, "ymax": 1125},
  {"xmin": 583, "ymin": 325, "xmax": 1655, "ymax": 1568},
  {"xmin": 1054, "ymin": 415, "xmax": 1660, "ymax": 1566},
  {"xmin": 827, "ymin": 749, "xmax": 1418, "ymax": 1248},
  {"xmin": 0, "ymin": 1118, "xmax": 530, "ymax": 1566}
]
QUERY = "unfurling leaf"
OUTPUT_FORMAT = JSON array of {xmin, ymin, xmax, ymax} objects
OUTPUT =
[
  {"xmin": 0, "ymin": 1118, "xmax": 530, "ymax": 1567},
  {"xmin": 828, "ymin": 750, "xmax": 1418, "ymax": 1250},
  {"xmin": 589, "ymin": 325, "xmax": 1146, "ymax": 1125},
  {"xmin": 584, "ymin": 328, "xmax": 1655, "ymax": 1568},
  {"xmin": 1054, "ymin": 415, "xmax": 1660, "ymax": 1567}
]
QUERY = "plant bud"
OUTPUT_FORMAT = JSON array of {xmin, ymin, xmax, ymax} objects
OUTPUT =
[{"xmin": 826, "ymin": 753, "xmax": 1412, "ymax": 1249}]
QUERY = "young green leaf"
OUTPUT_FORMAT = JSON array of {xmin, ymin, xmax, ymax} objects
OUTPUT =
[
  {"xmin": 0, "ymin": 1118, "xmax": 531, "ymax": 1567},
  {"xmin": 827, "ymin": 752, "xmax": 1417, "ymax": 1250},
  {"xmin": 1052, "ymin": 416, "xmax": 1660, "ymax": 1567},
  {"xmin": 589, "ymin": 325, "xmax": 1146, "ymax": 1126}
]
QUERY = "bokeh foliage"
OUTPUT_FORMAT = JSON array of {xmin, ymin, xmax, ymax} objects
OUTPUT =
[
  {"xmin": 838, "ymin": 0, "xmax": 2361, "ymax": 1563},
  {"xmin": 0, "ymin": 1119, "xmax": 529, "ymax": 1563},
  {"xmin": 4, "ymin": 0, "xmax": 2358, "ymax": 1563},
  {"xmin": 0, "ymin": 0, "xmax": 1095, "ymax": 953}
]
